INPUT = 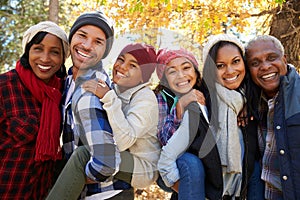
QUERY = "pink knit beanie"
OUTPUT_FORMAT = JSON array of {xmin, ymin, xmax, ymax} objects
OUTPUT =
[{"xmin": 156, "ymin": 48, "xmax": 199, "ymax": 80}]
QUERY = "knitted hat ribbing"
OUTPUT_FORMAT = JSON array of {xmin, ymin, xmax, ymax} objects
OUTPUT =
[
  {"xmin": 156, "ymin": 48, "xmax": 199, "ymax": 80},
  {"xmin": 202, "ymin": 34, "xmax": 245, "ymax": 64},
  {"xmin": 119, "ymin": 43, "xmax": 157, "ymax": 82},
  {"xmin": 22, "ymin": 21, "xmax": 70, "ymax": 60}
]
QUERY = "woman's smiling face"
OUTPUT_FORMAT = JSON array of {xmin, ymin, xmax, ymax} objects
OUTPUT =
[
  {"xmin": 215, "ymin": 44, "xmax": 246, "ymax": 90},
  {"xmin": 29, "ymin": 33, "xmax": 64, "ymax": 83},
  {"xmin": 164, "ymin": 57, "xmax": 197, "ymax": 94}
]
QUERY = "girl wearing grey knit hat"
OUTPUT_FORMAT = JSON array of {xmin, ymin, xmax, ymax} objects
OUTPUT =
[
  {"xmin": 0, "ymin": 21, "xmax": 69, "ymax": 199},
  {"xmin": 202, "ymin": 34, "xmax": 264, "ymax": 199}
]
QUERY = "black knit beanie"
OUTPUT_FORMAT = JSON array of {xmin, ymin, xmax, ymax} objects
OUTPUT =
[{"xmin": 69, "ymin": 11, "xmax": 114, "ymax": 59}]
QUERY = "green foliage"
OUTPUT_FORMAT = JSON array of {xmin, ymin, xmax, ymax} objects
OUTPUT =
[
  {"xmin": 0, "ymin": 0, "xmax": 49, "ymax": 72},
  {"xmin": 0, "ymin": 0, "xmax": 293, "ymax": 73},
  {"xmin": 275, "ymin": 0, "xmax": 286, "ymax": 4}
]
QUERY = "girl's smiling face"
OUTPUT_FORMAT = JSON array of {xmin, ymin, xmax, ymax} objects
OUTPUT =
[
  {"xmin": 215, "ymin": 44, "xmax": 246, "ymax": 90},
  {"xmin": 164, "ymin": 57, "xmax": 197, "ymax": 94}
]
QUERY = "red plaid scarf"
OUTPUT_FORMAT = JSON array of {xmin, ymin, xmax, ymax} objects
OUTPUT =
[{"xmin": 16, "ymin": 60, "xmax": 62, "ymax": 161}]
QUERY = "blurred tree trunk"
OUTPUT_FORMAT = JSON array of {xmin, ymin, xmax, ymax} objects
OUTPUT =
[
  {"xmin": 269, "ymin": 0, "xmax": 300, "ymax": 69},
  {"xmin": 49, "ymin": 0, "xmax": 59, "ymax": 23}
]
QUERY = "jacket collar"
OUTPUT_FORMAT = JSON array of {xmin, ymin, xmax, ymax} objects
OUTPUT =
[{"xmin": 114, "ymin": 82, "xmax": 151, "ymax": 104}]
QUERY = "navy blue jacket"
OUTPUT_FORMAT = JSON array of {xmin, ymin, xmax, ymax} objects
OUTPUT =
[{"xmin": 273, "ymin": 65, "xmax": 300, "ymax": 199}]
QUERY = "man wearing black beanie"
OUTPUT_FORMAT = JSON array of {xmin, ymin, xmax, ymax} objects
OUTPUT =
[
  {"xmin": 68, "ymin": 11, "xmax": 114, "ymax": 59},
  {"xmin": 69, "ymin": 11, "xmax": 114, "ymax": 75},
  {"xmin": 47, "ymin": 11, "xmax": 134, "ymax": 200}
]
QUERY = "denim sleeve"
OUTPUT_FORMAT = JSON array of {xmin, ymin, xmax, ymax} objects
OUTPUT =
[{"xmin": 157, "ymin": 111, "xmax": 191, "ymax": 187}]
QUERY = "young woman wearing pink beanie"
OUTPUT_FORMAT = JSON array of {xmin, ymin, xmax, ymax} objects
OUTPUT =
[{"xmin": 154, "ymin": 48, "xmax": 217, "ymax": 200}]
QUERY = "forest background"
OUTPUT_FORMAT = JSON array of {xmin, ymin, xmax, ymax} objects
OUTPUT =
[
  {"xmin": 1, "ymin": 0, "xmax": 300, "ymax": 199},
  {"xmin": 1, "ymin": 0, "xmax": 300, "ymax": 73}
]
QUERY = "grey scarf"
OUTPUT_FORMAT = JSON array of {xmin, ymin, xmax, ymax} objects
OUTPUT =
[{"xmin": 215, "ymin": 83, "xmax": 244, "ymax": 173}]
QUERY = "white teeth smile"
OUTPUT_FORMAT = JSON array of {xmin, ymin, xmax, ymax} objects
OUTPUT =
[
  {"xmin": 38, "ymin": 65, "xmax": 51, "ymax": 70},
  {"xmin": 225, "ymin": 76, "xmax": 238, "ymax": 81},
  {"xmin": 177, "ymin": 81, "xmax": 189, "ymax": 86},
  {"xmin": 116, "ymin": 71, "xmax": 127, "ymax": 78},
  {"xmin": 262, "ymin": 73, "xmax": 276, "ymax": 80},
  {"xmin": 77, "ymin": 50, "xmax": 91, "ymax": 58}
]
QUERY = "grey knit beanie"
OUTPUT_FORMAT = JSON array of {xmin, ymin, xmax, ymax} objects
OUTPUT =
[
  {"xmin": 69, "ymin": 11, "xmax": 114, "ymax": 59},
  {"xmin": 22, "ymin": 21, "xmax": 70, "ymax": 60},
  {"xmin": 202, "ymin": 34, "xmax": 245, "ymax": 64}
]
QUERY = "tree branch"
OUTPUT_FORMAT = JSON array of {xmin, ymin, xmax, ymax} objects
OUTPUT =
[
  {"xmin": 250, "ymin": 7, "xmax": 278, "ymax": 17},
  {"xmin": 281, "ymin": 26, "xmax": 300, "ymax": 38}
]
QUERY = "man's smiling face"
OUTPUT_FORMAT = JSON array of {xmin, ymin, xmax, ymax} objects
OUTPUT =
[
  {"xmin": 246, "ymin": 40, "xmax": 287, "ymax": 98},
  {"xmin": 70, "ymin": 25, "xmax": 106, "ymax": 71}
]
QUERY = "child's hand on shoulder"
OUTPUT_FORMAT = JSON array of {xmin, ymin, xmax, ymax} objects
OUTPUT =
[
  {"xmin": 176, "ymin": 89, "xmax": 206, "ymax": 119},
  {"xmin": 237, "ymin": 105, "xmax": 248, "ymax": 127},
  {"xmin": 82, "ymin": 79, "xmax": 110, "ymax": 99}
]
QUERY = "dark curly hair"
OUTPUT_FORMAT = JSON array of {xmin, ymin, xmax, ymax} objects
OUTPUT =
[{"xmin": 202, "ymin": 41, "xmax": 249, "ymax": 127}]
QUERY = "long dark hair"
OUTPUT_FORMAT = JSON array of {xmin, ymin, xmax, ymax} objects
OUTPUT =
[
  {"xmin": 20, "ymin": 31, "xmax": 67, "ymax": 79},
  {"xmin": 202, "ymin": 41, "xmax": 247, "ymax": 126}
]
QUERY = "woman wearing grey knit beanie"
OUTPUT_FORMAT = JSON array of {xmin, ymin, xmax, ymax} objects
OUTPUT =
[
  {"xmin": 0, "ymin": 20, "xmax": 69, "ymax": 199},
  {"xmin": 202, "ymin": 34, "xmax": 264, "ymax": 199}
]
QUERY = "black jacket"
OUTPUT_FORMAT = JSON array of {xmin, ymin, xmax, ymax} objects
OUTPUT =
[{"xmin": 186, "ymin": 102, "xmax": 259, "ymax": 200}]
